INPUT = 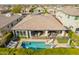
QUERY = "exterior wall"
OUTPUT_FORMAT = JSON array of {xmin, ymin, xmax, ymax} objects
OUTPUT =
[{"xmin": 56, "ymin": 10, "xmax": 77, "ymax": 32}]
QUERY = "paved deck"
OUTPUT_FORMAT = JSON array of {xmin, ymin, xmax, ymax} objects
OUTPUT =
[{"xmin": 17, "ymin": 38, "xmax": 69, "ymax": 48}]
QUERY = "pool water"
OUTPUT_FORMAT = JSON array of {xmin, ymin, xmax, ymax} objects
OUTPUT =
[{"xmin": 21, "ymin": 41, "xmax": 51, "ymax": 49}]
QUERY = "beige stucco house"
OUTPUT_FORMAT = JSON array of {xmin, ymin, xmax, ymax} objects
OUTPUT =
[{"xmin": 12, "ymin": 14, "xmax": 68, "ymax": 39}]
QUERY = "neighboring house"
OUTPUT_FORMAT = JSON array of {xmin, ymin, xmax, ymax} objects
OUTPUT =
[
  {"xmin": 0, "ymin": 5, "xmax": 9, "ymax": 14},
  {"xmin": 11, "ymin": 14, "xmax": 68, "ymax": 39},
  {"xmin": 0, "ymin": 13, "xmax": 23, "ymax": 46},
  {"xmin": 33, "ymin": 7, "xmax": 44, "ymax": 14},
  {"xmin": 55, "ymin": 6, "xmax": 79, "ymax": 33}
]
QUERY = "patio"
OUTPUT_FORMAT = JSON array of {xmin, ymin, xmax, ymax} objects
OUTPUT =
[{"xmin": 30, "ymin": 31, "xmax": 58, "ymax": 39}]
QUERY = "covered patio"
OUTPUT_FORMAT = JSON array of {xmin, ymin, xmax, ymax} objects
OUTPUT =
[{"xmin": 12, "ymin": 30, "xmax": 68, "ymax": 39}]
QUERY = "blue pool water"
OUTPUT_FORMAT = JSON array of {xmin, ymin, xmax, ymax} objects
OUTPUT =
[{"xmin": 21, "ymin": 41, "xmax": 51, "ymax": 49}]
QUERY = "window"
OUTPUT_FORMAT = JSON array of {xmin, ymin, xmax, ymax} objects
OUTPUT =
[{"xmin": 75, "ymin": 16, "xmax": 79, "ymax": 20}]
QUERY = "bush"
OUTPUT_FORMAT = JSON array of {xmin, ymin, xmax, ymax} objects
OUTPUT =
[
  {"xmin": 68, "ymin": 31, "xmax": 79, "ymax": 47},
  {"xmin": 0, "ymin": 32, "xmax": 13, "ymax": 46},
  {"xmin": 68, "ymin": 31, "xmax": 79, "ymax": 40},
  {"xmin": 10, "ymin": 5, "xmax": 22, "ymax": 13}
]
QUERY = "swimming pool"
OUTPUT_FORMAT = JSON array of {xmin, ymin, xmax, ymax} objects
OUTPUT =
[{"xmin": 21, "ymin": 41, "xmax": 51, "ymax": 49}]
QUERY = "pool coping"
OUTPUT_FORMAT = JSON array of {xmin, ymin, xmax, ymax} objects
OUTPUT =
[{"xmin": 17, "ymin": 39, "xmax": 49, "ymax": 48}]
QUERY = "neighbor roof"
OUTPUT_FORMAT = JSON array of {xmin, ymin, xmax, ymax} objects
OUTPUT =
[
  {"xmin": 12, "ymin": 14, "xmax": 67, "ymax": 30},
  {"xmin": 0, "ymin": 14, "xmax": 22, "ymax": 29},
  {"xmin": 61, "ymin": 6, "xmax": 79, "ymax": 16}
]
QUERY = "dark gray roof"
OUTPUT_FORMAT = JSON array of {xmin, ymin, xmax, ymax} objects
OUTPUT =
[{"xmin": 0, "ymin": 14, "xmax": 22, "ymax": 29}]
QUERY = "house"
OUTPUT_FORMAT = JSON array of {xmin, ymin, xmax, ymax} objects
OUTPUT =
[
  {"xmin": 0, "ymin": 13, "xmax": 23, "ymax": 46},
  {"xmin": 33, "ymin": 7, "xmax": 44, "ymax": 14},
  {"xmin": 55, "ymin": 6, "xmax": 79, "ymax": 34},
  {"xmin": 0, "ymin": 5, "xmax": 9, "ymax": 14},
  {"xmin": 11, "ymin": 14, "xmax": 68, "ymax": 39}
]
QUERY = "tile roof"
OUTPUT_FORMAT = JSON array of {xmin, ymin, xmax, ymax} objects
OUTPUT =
[
  {"xmin": 61, "ymin": 6, "xmax": 79, "ymax": 16},
  {"xmin": 12, "ymin": 14, "xmax": 67, "ymax": 30}
]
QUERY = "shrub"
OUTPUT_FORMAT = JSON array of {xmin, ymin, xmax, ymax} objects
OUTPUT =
[
  {"xmin": 68, "ymin": 31, "xmax": 79, "ymax": 40},
  {"xmin": 10, "ymin": 5, "xmax": 22, "ymax": 13}
]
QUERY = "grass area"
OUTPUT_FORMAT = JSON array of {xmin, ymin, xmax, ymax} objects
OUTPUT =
[
  {"xmin": 1, "ymin": 48, "xmax": 79, "ymax": 55},
  {"xmin": 57, "ymin": 37, "xmax": 68, "ymax": 43}
]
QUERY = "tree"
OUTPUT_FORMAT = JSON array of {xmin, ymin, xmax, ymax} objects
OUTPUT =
[
  {"xmin": 29, "ymin": 6, "xmax": 37, "ymax": 14},
  {"xmin": 43, "ymin": 7, "xmax": 48, "ymax": 14},
  {"xmin": 10, "ymin": 5, "xmax": 22, "ymax": 13}
]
